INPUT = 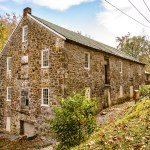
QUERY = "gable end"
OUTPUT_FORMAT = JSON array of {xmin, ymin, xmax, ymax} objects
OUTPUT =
[{"xmin": 27, "ymin": 14, "xmax": 66, "ymax": 40}]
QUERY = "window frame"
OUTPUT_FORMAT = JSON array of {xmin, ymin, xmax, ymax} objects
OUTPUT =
[
  {"xmin": 22, "ymin": 25, "xmax": 28, "ymax": 42},
  {"xmin": 120, "ymin": 61, "xmax": 123, "ymax": 74},
  {"xmin": 84, "ymin": 52, "xmax": 90, "ymax": 70},
  {"xmin": 119, "ymin": 85, "xmax": 123, "ymax": 98},
  {"xmin": 41, "ymin": 49, "xmax": 49, "ymax": 68},
  {"xmin": 85, "ymin": 87, "xmax": 91, "ymax": 101},
  {"xmin": 6, "ymin": 117, "xmax": 11, "ymax": 132},
  {"xmin": 7, "ymin": 87, "xmax": 11, "ymax": 101},
  {"xmin": 7, "ymin": 57, "xmax": 12, "ymax": 72},
  {"xmin": 21, "ymin": 55, "xmax": 28, "ymax": 65},
  {"xmin": 41, "ymin": 88, "xmax": 49, "ymax": 106},
  {"xmin": 20, "ymin": 88, "xmax": 29, "ymax": 107}
]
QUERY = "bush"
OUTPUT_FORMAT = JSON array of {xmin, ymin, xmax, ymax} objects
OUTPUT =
[
  {"xmin": 49, "ymin": 92, "xmax": 97, "ymax": 149},
  {"xmin": 139, "ymin": 85, "xmax": 150, "ymax": 96}
]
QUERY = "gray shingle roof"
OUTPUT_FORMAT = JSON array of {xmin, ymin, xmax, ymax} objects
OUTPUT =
[{"xmin": 31, "ymin": 15, "xmax": 144, "ymax": 64}]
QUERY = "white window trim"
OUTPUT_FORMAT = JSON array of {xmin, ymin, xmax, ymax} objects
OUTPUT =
[
  {"xmin": 119, "ymin": 86, "xmax": 123, "ymax": 98},
  {"xmin": 120, "ymin": 61, "xmax": 123, "ymax": 74},
  {"xmin": 7, "ymin": 57, "xmax": 12, "ymax": 72},
  {"xmin": 22, "ymin": 25, "xmax": 28, "ymax": 43},
  {"xmin": 7, "ymin": 87, "xmax": 11, "ymax": 101},
  {"xmin": 6, "ymin": 117, "xmax": 11, "ymax": 132},
  {"xmin": 41, "ymin": 88, "xmax": 49, "ymax": 107},
  {"xmin": 85, "ymin": 87, "xmax": 91, "ymax": 101},
  {"xmin": 84, "ymin": 52, "xmax": 90, "ymax": 70},
  {"xmin": 41, "ymin": 49, "xmax": 49, "ymax": 68}
]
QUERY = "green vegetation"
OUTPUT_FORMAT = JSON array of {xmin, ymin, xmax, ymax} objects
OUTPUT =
[
  {"xmin": 0, "ymin": 13, "xmax": 18, "ymax": 52},
  {"xmin": 116, "ymin": 33, "xmax": 150, "ymax": 71},
  {"xmin": 72, "ymin": 99, "xmax": 150, "ymax": 150},
  {"xmin": 49, "ymin": 92, "xmax": 97, "ymax": 150},
  {"xmin": 140, "ymin": 85, "xmax": 150, "ymax": 96}
]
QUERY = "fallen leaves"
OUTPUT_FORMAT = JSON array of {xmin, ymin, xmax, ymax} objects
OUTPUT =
[{"xmin": 72, "ymin": 100, "xmax": 150, "ymax": 150}]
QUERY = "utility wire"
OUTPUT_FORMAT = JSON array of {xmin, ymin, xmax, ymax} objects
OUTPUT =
[
  {"xmin": 128, "ymin": 0, "xmax": 150, "ymax": 24},
  {"xmin": 104, "ymin": 0, "xmax": 150, "ymax": 28},
  {"xmin": 143, "ymin": 0, "xmax": 150, "ymax": 12}
]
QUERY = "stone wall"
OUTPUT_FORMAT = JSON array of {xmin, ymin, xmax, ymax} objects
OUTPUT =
[{"xmin": 64, "ymin": 41, "xmax": 145, "ymax": 109}]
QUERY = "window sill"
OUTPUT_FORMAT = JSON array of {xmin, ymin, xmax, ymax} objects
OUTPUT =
[
  {"xmin": 22, "ymin": 40, "xmax": 28, "ymax": 43},
  {"xmin": 41, "ymin": 66, "xmax": 49, "ymax": 69},
  {"xmin": 104, "ymin": 84, "xmax": 111, "ymax": 87},
  {"xmin": 120, "ymin": 72, "xmax": 123, "ymax": 76},
  {"xmin": 6, "ymin": 100, "xmax": 11, "ymax": 102},
  {"xmin": 84, "ymin": 67, "xmax": 90, "ymax": 70},
  {"xmin": 41, "ymin": 104, "xmax": 49, "ymax": 107}
]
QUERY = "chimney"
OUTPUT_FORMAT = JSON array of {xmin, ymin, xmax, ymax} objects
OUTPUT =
[{"xmin": 23, "ymin": 7, "xmax": 32, "ymax": 17}]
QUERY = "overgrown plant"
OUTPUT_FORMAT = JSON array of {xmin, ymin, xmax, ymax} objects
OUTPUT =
[
  {"xmin": 139, "ymin": 85, "xmax": 150, "ymax": 96},
  {"xmin": 49, "ymin": 92, "xmax": 97, "ymax": 149}
]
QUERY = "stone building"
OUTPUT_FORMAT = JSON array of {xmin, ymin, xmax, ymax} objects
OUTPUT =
[{"xmin": 0, "ymin": 8, "xmax": 145, "ymax": 136}]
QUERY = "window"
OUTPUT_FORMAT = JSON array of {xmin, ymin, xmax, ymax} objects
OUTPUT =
[
  {"xmin": 138, "ymin": 66, "xmax": 142, "ymax": 76},
  {"xmin": 42, "ymin": 88, "xmax": 49, "ymax": 106},
  {"xmin": 41, "ymin": 49, "xmax": 49, "ymax": 68},
  {"xmin": 22, "ymin": 25, "xmax": 28, "ymax": 42},
  {"xmin": 7, "ymin": 57, "xmax": 12, "ymax": 71},
  {"xmin": 6, "ymin": 117, "xmax": 11, "ymax": 132},
  {"xmin": 21, "ymin": 89, "xmax": 29, "ymax": 107},
  {"xmin": 119, "ymin": 86, "xmax": 123, "ymax": 98},
  {"xmin": 120, "ymin": 61, "xmax": 123, "ymax": 73},
  {"xmin": 21, "ymin": 56, "xmax": 28, "ymax": 65},
  {"xmin": 85, "ymin": 87, "xmax": 90, "ymax": 100},
  {"xmin": 7, "ymin": 87, "xmax": 11, "ymax": 101},
  {"xmin": 104, "ymin": 58, "xmax": 110, "ymax": 84},
  {"xmin": 84, "ymin": 52, "xmax": 90, "ymax": 69}
]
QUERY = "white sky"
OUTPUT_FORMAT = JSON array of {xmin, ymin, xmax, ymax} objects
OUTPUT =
[{"xmin": 96, "ymin": 0, "xmax": 150, "ymax": 46}]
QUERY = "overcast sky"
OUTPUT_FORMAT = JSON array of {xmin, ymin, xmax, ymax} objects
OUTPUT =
[{"xmin": 0, "ymin": 0, "xmax": 150, "ymax": 47}]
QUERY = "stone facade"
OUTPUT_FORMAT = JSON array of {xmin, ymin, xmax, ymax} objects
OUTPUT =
[
  {"xmin": 0, "ymin": 8, "xmax": 145, "ymax": 136},
  {"xmin": 64, "ymin": 42, "xmax": 145, "ymax": 107}
]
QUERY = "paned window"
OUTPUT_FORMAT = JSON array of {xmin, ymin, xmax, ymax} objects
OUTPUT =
[
  {"xmin": 84, "ymin": 52, "xmax": 90, "ymax": 69},
  {"xmin": 41, "ymin": 49, "xmax": 49, "ymax": 68},
  {"xmin": 22, "ymin": 25, "xmax": 28, "ymax": 42},
  {"xmin": 120, "ymin": 61, "xmax": 123, "ymax": 73},
  {"xmin": 42, "ymin": 88, "xmax": 49, "ymax": 106},
  {"xmin": 7, "ymin": 57, "xmax": 12, "ymax": 71},
  {"xmin": 7, "ymin": 87, "xmax": 11, "ymax": 101}
]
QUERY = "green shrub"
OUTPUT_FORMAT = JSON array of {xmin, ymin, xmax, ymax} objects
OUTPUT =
[
  {"xmin": 49, "ymin": 92, "xmax": 97, "ymax": 149},
  {"xmin": 139, "ymin": 85, "xmax": 150, "ymax": 96}
]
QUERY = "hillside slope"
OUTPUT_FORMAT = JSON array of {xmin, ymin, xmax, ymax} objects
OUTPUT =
[{"xmin": 72, "ymin": 100, "xmax": 150, "ymax": 150}]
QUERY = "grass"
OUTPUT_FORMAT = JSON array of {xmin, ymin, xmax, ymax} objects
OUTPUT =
[{"xmin": 71, "ymin": 99, "xmax": 150, "ymax": 150}]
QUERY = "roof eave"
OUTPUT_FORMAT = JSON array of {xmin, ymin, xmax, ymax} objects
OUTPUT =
[{"xmin": 66, "ymin": 39, "xmax": 145, "ymax": 65}]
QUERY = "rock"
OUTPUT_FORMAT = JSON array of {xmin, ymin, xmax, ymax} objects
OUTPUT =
[{"xmin": 101, "ymin": 112, "xmax": 107, "ymax": 115}]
